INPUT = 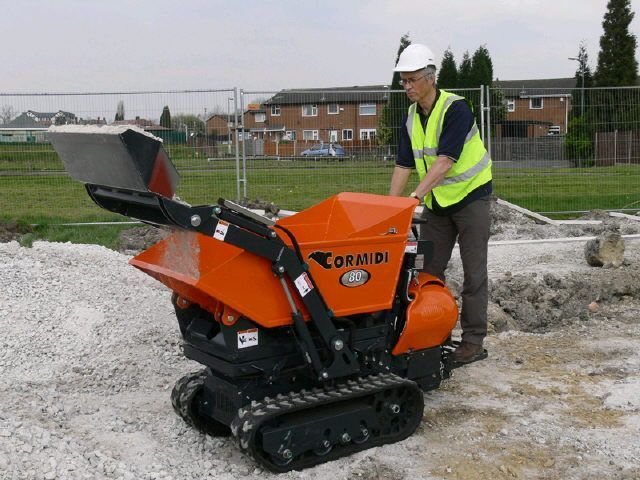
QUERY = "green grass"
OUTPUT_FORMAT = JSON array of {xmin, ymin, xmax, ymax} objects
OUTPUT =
[
  {"xmin": 2, "ymin": 161, "xmax": 639, "ymax": 223},
  {"xmin": 1, "ymin": 141, "xmax": 639, "ymax": 249},
  {"xmin": 493, "ymin": 165, "xmax": 640, "ymax": 212},
  {"xmin": 19, "ymin": 223, "xmax": 134, "ymax": 249},
  {"xmin": 0, "ymin": 144, "xmax": 62, "ymax": 171}
]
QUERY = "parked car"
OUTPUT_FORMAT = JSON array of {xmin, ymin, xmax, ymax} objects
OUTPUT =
[{"xmin": 301, "ymin": 143, "xmax": 346, "ymax": 157}]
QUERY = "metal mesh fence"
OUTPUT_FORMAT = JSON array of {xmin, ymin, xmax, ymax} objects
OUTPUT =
[
  {"xmin": 238, "ymin": 88, "xmax": 483, "ymax": 210},
  {"xmin": 1, "ymin": 85, "xmax": 639, "ymax": 225},
  {"xmin": 0, "ymin": 89, "xmax": 238, "ymax": 222},
  {"xmin": 489, "ymin": 86, "xmax": 640, "ymax": 213}
]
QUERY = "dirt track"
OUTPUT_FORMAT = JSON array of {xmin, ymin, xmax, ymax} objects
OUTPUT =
[{"xmin": 1, "ymin": 212, "xmax": 639, "ymax": 479}]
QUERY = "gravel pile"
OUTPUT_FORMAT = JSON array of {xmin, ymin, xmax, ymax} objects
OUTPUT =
[{"xmin": 1, "ymin": 210, "xmax": 639, "ymax": 478}]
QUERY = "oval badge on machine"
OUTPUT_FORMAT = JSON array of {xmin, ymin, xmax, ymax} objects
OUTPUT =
[{"xmin": 340, "ymin": 269, "xmax": 370, "ymax": 287}]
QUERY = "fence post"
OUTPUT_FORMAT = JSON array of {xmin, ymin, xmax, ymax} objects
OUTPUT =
[
  {"xmin": 480, "ymin": 86, "xmax": 485, "ymax": 142},
  {"xmin": 233, "ymin": 87, "xmax": 241, "ymax": 202},
  {"xmin": 240, "ymin": 89, "xmax": 248, "ymax": 200},
  {"xmin": 485, "ymin": 85, "xmax": 492, "ymax": 157},
  {"xmin": 614, "ymin": 129, "xmax": 618, "ymax": 166}
]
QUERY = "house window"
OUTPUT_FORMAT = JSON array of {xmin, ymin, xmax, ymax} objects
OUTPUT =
[
  {"xmin": 328, "ymin": 103, "xmax": 339, "ymax": 115},
  {"xmin": 507, "ymin": 100, "xmax": 516, "ymax": 112},
  {"xmin": 285, "ymin": 130, "xmax": 296, "ymax": 140},
  {"xmin": 302, "ymin": 104, "xmax": 318, "ymax": 117},
  {"xmin": 271, "ymin": 105, "xmax": 281, "ymax": 116},
  {"xmin": 360, "ymin": 129, "xmax": 377, "ymax": 140},
  {"xmin": 255, "ymin": 113, "xmax": 266, "ymax": 123},
  {"xmin": 303, "ymin": 130, "xmax": 319, "ymax": 140},
  {"xmin": 342, "ymin": 129, "xmax": 353, "ymax": 141},
  {"xmin": 359, "ymin": 103, "xmax": 376, "ymax": 116},
  {"xmin": 529, "ymin": 98, "xmax": 543, "ymax": 110}
]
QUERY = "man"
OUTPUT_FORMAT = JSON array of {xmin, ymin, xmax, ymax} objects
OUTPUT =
[{"xmin": 389, "ymin": 43, "xmax": 492, "ymax": 364}]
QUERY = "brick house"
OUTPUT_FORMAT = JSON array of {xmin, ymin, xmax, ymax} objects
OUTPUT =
[
  {"xmin": 260, "ymin": 86, "xmax": 387, "ymax": 144},
  {"xmin": 493, "ymin": 78, "xmax": 576, "ymax": 137},
  {"xmin": 222, "ymin": 86, "xmax": 388, "ymax": 155},
  {"xmin": 205, "ymin": 114, "xmax": 233, "ymax": 141}
]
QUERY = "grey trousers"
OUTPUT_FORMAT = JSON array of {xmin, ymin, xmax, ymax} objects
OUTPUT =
[{"xmin": 420, "ymin": 197, "xmax": 491, "ymax": 345}]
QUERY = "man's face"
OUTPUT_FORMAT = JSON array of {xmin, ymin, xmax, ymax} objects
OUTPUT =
[{"xmin": 400, "ymin": 70, "xmax": 433, "ymax": 103}]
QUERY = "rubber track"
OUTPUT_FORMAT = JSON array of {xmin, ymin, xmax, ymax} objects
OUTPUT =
[
  {"xmin": 171, "ymin": 370, "xmax": 230, "ymax": 436},
  {"xmin": 230, "ymin": 373, "xmax": 424, "ymax": 473}
]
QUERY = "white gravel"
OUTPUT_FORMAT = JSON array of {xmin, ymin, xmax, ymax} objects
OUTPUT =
[{"xmin": 1, "ymin": 237, "xmax": 639, "ymax": 479}]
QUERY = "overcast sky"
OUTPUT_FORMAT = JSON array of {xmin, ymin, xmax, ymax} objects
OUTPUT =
[{"xmin": 1, "ymin": 0, "xmax": 639, "ymax": 95}]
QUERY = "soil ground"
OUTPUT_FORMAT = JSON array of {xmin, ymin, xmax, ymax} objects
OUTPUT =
[{"xmin": 1, "ymin": 202, "xmax": 639, "ymax": 479}]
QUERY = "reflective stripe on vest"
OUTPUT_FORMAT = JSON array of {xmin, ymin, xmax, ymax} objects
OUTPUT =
[
  {"xmin": 435, "ymin": 94, "xmax": 464, "ymax": 140},
  {"xmin": 439, "ymin": 151, "xmax": 490, "ymax": 185}
]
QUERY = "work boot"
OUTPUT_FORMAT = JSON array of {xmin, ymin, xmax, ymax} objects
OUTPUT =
[{"xmin": 452, "ymin": 341, "xmax": 485, "ymax": 364}]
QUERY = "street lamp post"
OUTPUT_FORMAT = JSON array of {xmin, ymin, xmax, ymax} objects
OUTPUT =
[{"xmin": 568, "ymin": 56, "xmax": 585, "ymax": 117}]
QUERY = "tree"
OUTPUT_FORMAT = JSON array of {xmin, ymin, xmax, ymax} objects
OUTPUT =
[
  {"xmin": 114, "ymin": 101, "xmax": 125, "ymax": 121},
  {"xmin": 172, "ymin": 114, "xmax": 205, "ymax": 136},
  {"xmin": 160, "ymin": 106, "xmax": 172, "ymax": 128},
  {"xmin": 595, "ymin": 0, "xmax": 638, "ymax": 87},
  {"xmin": 565, "ymin": 42, "xmax": 597, "ymax": 166},
  {"xmin": 437, "ymin": 48, "xmax": 458, "ymax": 89},
  {"xmin": 490, "ymin": 85, "xmax": 508, "ymax": 128},
  {"xmin": 570, "ymin": 40, "xmax": 594, "ymax": 119},
  {"xmin": 376, "ymin": 102, "xmax": 394, "ymax": 147},
  {"xmin": 377, "ymin": 33, "xmax": 412, "ymax": 149},
  {"xmin": 457, "ymin": 51, "xmax": 473, "ymax": 88},
  {"xmin": 565, "ymin": 115, "xmax": 595, "ymax": 167},
  {"xmin": 0, "ymin": 105, "xmax": 17, "ymax": 125},
  {"xmin": 470, "ymin": 45, "xmax": 493, "ymax": 88},
  {"xmin": 590, "ymin": 0, "xmax": 640, "ymax": 139}
]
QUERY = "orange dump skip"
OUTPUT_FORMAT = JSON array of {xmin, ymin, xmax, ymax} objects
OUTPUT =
[{"xmin": 130, "ymin": 192, "xmax": 418, "ymax": 328}]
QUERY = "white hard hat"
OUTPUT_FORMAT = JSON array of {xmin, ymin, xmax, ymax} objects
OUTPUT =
[{"xmin": 393, "ymin": 44, "xmax": 437, "ymax": 72}]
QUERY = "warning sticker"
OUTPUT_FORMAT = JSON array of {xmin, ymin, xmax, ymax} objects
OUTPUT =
[
  {"xmin": 294, "ymin": 272, "xmax": 314, "ymax": 297},
  {"xmin": 213, "ymin": 220, "xmax": 229, "ymax": 241},
  {"xmin": 237, "ymin": 328, "xmax": 258, "ymax": 349},
  {"xmin": 405, "ymin": 242, "xmax": 418, "ymax": 254}
]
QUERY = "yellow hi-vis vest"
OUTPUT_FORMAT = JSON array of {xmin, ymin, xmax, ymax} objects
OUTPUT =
[{"xmin": 406, "ymin": 90, "xmax": 492, "ymax": 209}]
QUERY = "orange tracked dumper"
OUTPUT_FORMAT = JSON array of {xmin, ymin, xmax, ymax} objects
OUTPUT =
[{"xmin": 49, "ymin": 125, "xmax": 485, "ymax": 472}]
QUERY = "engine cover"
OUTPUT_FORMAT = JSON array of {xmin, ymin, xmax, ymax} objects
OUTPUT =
[{"xmin": 392, "ymin": 273, "xmax": 458, "ymax": 355}]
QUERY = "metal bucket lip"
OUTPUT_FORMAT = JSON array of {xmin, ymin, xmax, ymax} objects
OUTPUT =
[{"xmin": 49, "ymin": 124, "xmax": 164, "ymax": 143}]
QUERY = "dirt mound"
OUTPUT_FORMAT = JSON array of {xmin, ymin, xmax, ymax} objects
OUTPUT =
[
  {"xmin": 490, "ymin": 267, "xmax": 640, "ymax": 333},
  {"xmin": 241, "ymin": 198, "xmax": 280, "ymax": 217},
  {"xmin": 489, "ymin": 196, "xmax": 534, "ymax": 227},
  {"xmin": 0, "ymin": 220, "xmax": 33, "ymax": 243},
  {"xmin": 580, "ymin": 209, "xmax": 612, "ymax": 221}
]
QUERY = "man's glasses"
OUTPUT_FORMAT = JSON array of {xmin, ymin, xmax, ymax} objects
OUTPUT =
[{"xmin": 399, "ymin": 74, "xmax": 429, "ymax": 86}]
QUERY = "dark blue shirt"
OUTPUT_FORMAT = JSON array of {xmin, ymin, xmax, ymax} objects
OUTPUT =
[{"xmin": 397, "ymin": 90, "xmax": 492, "ymax": 215}]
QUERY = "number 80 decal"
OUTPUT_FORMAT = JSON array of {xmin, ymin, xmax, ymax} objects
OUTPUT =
[{"xmin": 339, "ymin": 269, "xmax": 370, "ymax": 287}]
